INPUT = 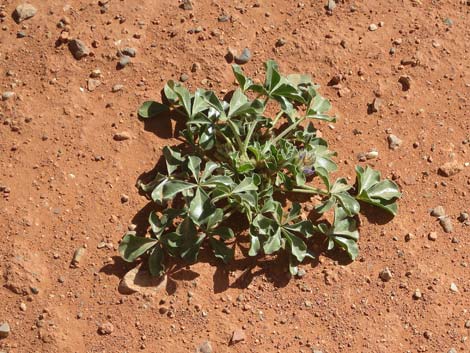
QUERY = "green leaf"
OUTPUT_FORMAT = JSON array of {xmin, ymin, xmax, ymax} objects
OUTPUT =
[
  {"xmin": 119, "ymin": 233, "xmax": 158, "ymax": 262},
  {"xmin": 232, "ymin": 65, "xmax": 253, "ymax": 92},
  {"xmin": 264, "ymin": 60, "xmax": 281, "ymax": 91},
  {"xmin": 232, "ymin": 177, "xmax": 258, "ymax": 194},
  {"xmin": 284, "ymin": 220, "xmax": 314, "ymax": 238},
  {"xmin": 148, "ymin": 246, "xmax": 165, "ymax": 276},
  {"xmin": 209, "ymin": 238, "xmax": 234, "ymax": 264},
  {"xmin": 189, "ymin": 188, "xmax": 215, "ymax": 225},
  {"xmin": 138, "ymin": 101, "xmax": 169, "ymax": 119},
  {"xmin": 283, "ymin": 230, "xmax": 307, "ymax": 262},
  {"xmin": 248, "ymin": 234, "xmax": 261, "ymax": 256},
  {"xmin": 187, "ymin": 156, "xmax": 202, "ymax": 182},
  {"xmin": 161, "ymin": 180, "xmax": 196, "ymax": 200},
  {"xmin": 263, "ymin": 228, "xmax": 282, "ymax": 254},
  {"xmin": 163, "ymin": 146, "xmax": 185, "ymax": 175},
  {"xmin": 228, "ymin": 89, "xmax": 252, "ymax": 117}
]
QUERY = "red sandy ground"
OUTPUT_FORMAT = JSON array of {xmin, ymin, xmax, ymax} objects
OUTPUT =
[{"xmin": 1, "ymin": 1, "xmax": 469, "ymax": 352}]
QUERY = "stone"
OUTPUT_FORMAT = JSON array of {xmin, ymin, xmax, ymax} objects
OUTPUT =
[
  {"xmin": 327, "ymin": 75, "xmax": 342, "ymax": 86},
  {"xmin": 379, "ymin": 268, "xmax": 392, "ymax": 282},
  {"xmin": 120, "ymin": 194, "xmax": 129, "ymax": 203},
  {"xmin": 413, "ymin": 289, "xmax": 422, "ymax": 299},
  {"xmin": 121, "ymin": 47, "xmax": 136, "ymax": 57},
  {"xmin": 112, "ymin": 84, "xmax": 124, "ymax": 92},
  {"xmin": 119, "ymin": 266, "xmax": 167, "ymax": 295},
  {"xmin": 197, "ymin": 341, "xmax": 212, "ymax": 353},
  {"xmin": 118, "ymin": 55, "xmax": 131, "ymax": 69},
  {"xmin": 19, "ymin": 302, "xmax": 27, "ymax": 311},
  {"xmin": 368, "ymin": 97, "xmax": 382, "ymax": 114},
  {"xmin": 387, "ymin": 134, "xmax": 402, "ymax": 150},
  {"xmin": 230, "ymin": 329, "xmax": 246, "ymax": 344},
  {"xmin": 90, "ymin": 69, "xmax": 102, "ymax": 78},
  {"xmin": 439, "ymin": 216, "xmax": 453, "ymax": 233},
  {"xmin": 327, "ymin": 0, "xmax": 336, "ymax": 11},
  {"xmin": 458, "ymin": 212, "xmax": 469, "ymax": 222},
  {"xmin": 113, "ymin": 132, "xmax": 131, "ymax": 141},
  {"xmin": 275, "ymin": 38, "xmax": 286, "ymax": 47},
  {"xmin": 1, "ymin": 91, "xmax": 15, "ymax": 101},
  {"xmin": 369, "ymin": 23, "xmax": 378, "ymax": 31},
  {"xmin": 0, "ymin": 323, "xmax": 10, "ymax": 338},
  {"xmin": 438, "ymin": 161, "xmax": 463, "ymax": 177},
  {"xmin": 13, "ymin": 4, "xmax": 37, "ymax": 23},
  {"xmin": 234, "ymin": 48, "xmax": 251, "ymax": 65},
  {"xmin": 430, "ymin": 205, "xmax": 446, "ymax": 218},
  {"xmin": 181, "ymin": 0, "xmax": 193, "ymax": 10},
  {"xmin": 450, "ymin": 282, "xmax": 458, "ymax": 293},
  {"xmin": 180, "ymin": 73, "xmax": 189, "ymax": 82},
  {"xmin": 428, "ymin": 232, "xmax": 437, "ymax": 241},
  {"xmin": 191, "ymin": 62, "xmax": 201, "ymax": 72},
  {"xmin": 398, "ymin": 75, "xmax": 411, "ymax": 91},
  {"xmin": 465, "ymin": 320, "xmax": 470, "ymax": 329},
  {"xmin": 68, "ymin": 39, "xmax": 90, "ymax": 60},
  {"xmin": 71, "ymin": 247, "xmax": 86, "ymax": 267},
  {"xmin": 87, "ymin": 79, "xmax": 101, "ymax": 92},
  {"xmin": 448, "ymin": 349, "xmax": 457, "ymax": 353},
  {"xmin": 98, "ymin": 322, "xmax": 114, "ymax": 335}
]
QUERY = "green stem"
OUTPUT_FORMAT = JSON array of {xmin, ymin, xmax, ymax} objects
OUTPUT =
[
  {"xmin": 271, "ymin": 115, "xmax": 306, "ymax": 146},
  {"xmin": 291, "ymin": 185, "xmax": 329, "ymax": 196},
  {"xmin": 269, "ymin": 110, "xmax": 284, "ymax": 131},
  {"xmin": 242, "ymin": 120, "xmax": 258, "ymax": 155},
  {"xmin": 227, "ymin": 120, "xmax": 245, "ymax": 155}
]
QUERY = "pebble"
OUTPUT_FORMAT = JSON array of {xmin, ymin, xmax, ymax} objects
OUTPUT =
[
  {"xmin": 438, "ymin": 161, "xmax": 463, "ymax": 177},
  {"xmin": 369, "ymin": 23, "xmax": 378, "ymax": 31},
  {"xmin": 230, "ymin": 329, "xmax": 246, "ymax": 344},
  {"xmin": 68, "ymin": 39, "xmax": 90, "ymax": 60},
  {"xmin": 413, "ymin": 289, "xmax": 422, "ymax": 300},
  {"xmin": 181, "ymin": 0, "xmax": 193, "ymax": 10},
  {"xmin": 379, "ymin": 268, "xmax": 392, "ymax": 282},
  {"xmin": 112, "ymin": 84, "xmax": 124, "ymax": 92},
  {"xmin": 197, "ymin": 341, "xmax": 212, "ymax": 353},
  {"xmin": 118, "ymin": 55, "xmax": 131, "ymax": 69},
  {"xmin": 465, "ymin": 320, "xmax": 470, "ymax": 329},
  {"xmin": 458, "ymin": 212, "xmax": 469, "ymax": 222},
  {"xmin": 118, "ymin": 267, "xmax": 167, "ymax": 295},
  {"xmin": 439, "ymin": 216, "xmax": 453, "ymax": 233},
  {"xmin": 90, "ymin": 69, "xmax": 102, "ymax": 78},
  {"xmin": 180, "ymin": 73, "xmax": 189, "ymax": 82},
  {"xmin": 218, "ymin": 15, "xmax": 229, "ymax": 22},
  {"xmin": 19, "ymin": 302, "xmax": 27, "ymax": 312},
  {"xmin": 113, "ymin": 132, "xmax": 131, "ymax": 141},
  {"xmin": 428, "ymin": 232, "xmax": 438, "ymax": 241},
  {"xmin": 71, "ymin": 247, "xmax": 86, "ymax": 268},
  {"xmin": 430, "ymin": 205, "xmax": 446, "ymax": 218},
  {"xmin": 121, "ymin": 47, "xmax": 136, "ymax": 57},
  {"xmin": 13, "ymin": 3, "xmax": 37, "ymax": 23},
  {"xmin": 0, "ymin": 323, "xmax": 10, "ymax": 338},
  {"xmin": 448, "ymin": 349, "xmax": 457, "ymax": 353},
  {"xmin": 275, "ymin": 38, "xmax": 286, "ymax": 47},
  {"xmin": 98, "ymin": 322, "xmax": 114, "ymax": 335},
  {"xmin": 1, "ymin": 91, "xmax": 15, "ymax": 101},
  {"xmin": 120, "ymin": 194, "xmax": 129, "ymax": 203},
  {"xmin": 87, "ymin": 79, "xmax": 101, "ymax": 92},
  {"xmin": 450, "ymin": 282, "xmax": 459, "ymax": 293},
  {"xmin": 387, "ymin": 134, "xmax": 402, "ymax": 150},
  {"xmin": 191, "ymin": 62, "xmax": 201, "ymax": 72},
  {"xmin": 369, "ymin": 97, "xmax": 382, "ymax": 113},
  {"xmin": 17, "ymin": 31, "xmax": 27, "ymax": 38},
  {"xmin": 327, "ymin": 0, "xmax": 336, "ymax": 11},
  {"xmin": 398, "ymin": 75, "xmax": 411, "ymax": 91},
  {"xmin": 234, "ymin": 48, "xmax": 251, "ymax": 65}
]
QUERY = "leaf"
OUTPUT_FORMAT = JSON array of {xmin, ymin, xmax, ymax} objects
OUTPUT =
[
  {"xmin": 232, "ymin": 64, "xmax": 253, "ymax": 92},
  {"xmin": 191, "ymin": 89, "xmax": 209, "ymax": 118},
  {"xmin": 148, "ymin": 246, "xmax": 165, "ymax": 276},
  {"xmin": 209, "ymin": 238, "xmax": 234, "ymax": 264},
  {"xmin": 284, "ymin": 220, "xmax": 314, "ymax": 238},
  {"xmin": 263, "ymin": 228, "xmax": 282, "ymax": 254},
  {"xmin": 138, "ymin": 101, "xmax": 169, "ymax": 119},
  {"xmin": 119, "ymin": 233, "xmax": 157, "ymax": 262},
  {"xmin": 187, "ymin": 156, "xmax": 202, "ymax": 182},
  {"xmin": 264, "ymin": 60, "xmax": 281, "ymax": 91},
  {"xmin": 232, "ymin": 177, "xmax": 258, "ymax": 194},
  {"xmin": 355, "ymin": 166, "xmax": 401, "ymax": 216},
  {"xmin": 161, "ymin": 180, "xmax": 196, "ymax": 200},
  {"xmin": 163, "ymin": 146, "xmax": 185, "ymax": 175},
  {"xmin": 189, "ymin": 188, "xmax": 215, "ymax": 225},
  {"xmin": 283, "ymin": 230, "xmax": 307, "ymax": 262},
  {"xmin": 248, "ymin": 234, "xmax": 261, "ymax": 256},
  {"xmin": 228, "ymin": 89, "xmax": 252, "ymax": 117}
]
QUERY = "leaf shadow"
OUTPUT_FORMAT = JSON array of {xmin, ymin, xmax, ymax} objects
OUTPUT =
[{"xmin": 359, "ymin": 202, "xmax": 395, "ymax": 225}]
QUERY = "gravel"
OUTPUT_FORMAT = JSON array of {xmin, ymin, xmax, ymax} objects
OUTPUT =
[
  {"xmin": 0, "ymin": 323, "xmax": 10, "ymax": 338},
  {"xmin": 118, "ymin": 55, "xmax": 131, "ymax": 69},
  {"xmin": 71, "ymin": 247, "xmax": 86, "ymax": 268},
  {"xmin": 379, "ymin": 267, "xmax": 393, "ymax": 282},
  {"xmin": 69, "ymin": 39, "xmax": 90, "ymax": 60},
  {"xmin": 234, "ymin": 47, "xmax": 251, "ymax": 64},
  {"xmin": 387, "ymin": 134, "xmax": 402, "ymax": 150}
]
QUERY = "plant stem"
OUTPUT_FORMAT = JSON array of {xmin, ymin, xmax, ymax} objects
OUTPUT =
[
  {"xmin": 242, "ymin": 120, "xmax": 258, "ymax": 155},
  {"xmin": 291, "ymin": 185, "xmax": 329, "ymax": 196},
  {"xmin": 270, "ymin": 115, "xmax": 306, "ymax": 145},
  {"xmin": 270, "ymin": 110, "xmax": 284, "ymax": 131}
]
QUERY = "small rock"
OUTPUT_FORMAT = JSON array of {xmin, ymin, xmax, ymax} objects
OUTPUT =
[
  {"xmin": 439, "ymin": 216, "xmax": 453, "ymax": 233},
  {"xmin": 465, "ymin": 320, "xmax": 470, "ymax": 329},
  {"xmin": 368, "ymin": 97, "xmax": 382, "ymax": 114},
  {"xmin": 423, "ymin": 330, "xmax": 432, "ymax": 339},
  {"xmin": 68, "ymin": 39, "xmax": 90, "ymax": 60},
  {"xmin": 197, "ymin": 341, "xmax": 212, "ymax": 353},
  {"xmin": 159, "ymin": 306, "xmax": 168, "ymax": 315},
  {"xmin": 327, "ymin": 74, "xmax": 342, "ymax": 86},
  {"xmin": 119, "ymin": 266, "xmax": 167, "ymax": 295},
  {"xmin": 275, "ymin": 38, "xmax": 286, "ymax": 47},
  {"xmin": 120, "ymin": 194, "xmax": 129, "ymax": 203},
  {"xmin": 0, "ymin": 323, "xmax": 10, "ymax": 338},
  {"xmin": 98, "ymin": 322, "xmax": 114, "ymax": 335},
  {"xmin": 1, "ymin": 91, "xmax": 15, "ymax": 101},
  {"xmin": 413, "ymin": 289, "xmax": 422, "ymax": 300},
  {"xmin": 430, "ymin": 205, "xmax": 446, "ymax": 218},
  {"xmin": 13, "ymin": 3, "xmax": 37, "ymax": 23},
  {"xmin": 448, "ymin": 349, "xmax": 457, "ymax": 353},
  {"xmin": 113, "ymin": 132, "xmax": 131, "ymax": 141},
  {"xmin": 71, "ymin": 247, "xmax": 86, "ymax": 268},
  {"xmin": 112, "ymin": 84, "xmax": 124, "ymax": 93},
  {"xmin": 191, "ymin": 62, "xmax": 201, "ymax": 72},
  {"xmin": 379, "ymin": 268, "xmax": 392, "ymax": 282},
  {"xmin": 181, "ymin": 0, "xmax": 193, "ymax": 10},
  {"xmin": 19, "ymin": 302, "xmax": 27, "ymax": 312},
  {"xmin": 118, "ymin": 55, "xmax": 131, "ymax": 69},
  {"xmin": 428, "ymin": 232, "xmax": 438, "ymax": 241},
  {"xmin": 230, "ymin": 329, "xmax": 246, "ymax": 344},
  {"xmin": 458, "ymin": 212, "xmax": 469, "ymax": 223},
  {"xmin": 365, "ymin": 150, "xmax": 379, "ymax": 160},
  {"xmin": 218, "ymin": 15, "xmax": 229, "ymax": 22},
  {"xmin": 327, "ymin": 0, "xmax": 336, "ymax": 11},
  {"xmin": 438, "ymin": 161, "xmax": 463, "ymax": 177},
  {"xmin": 225, "ymin": 47, "xmax": 237, "ymax": 62},
  {"xmin": 234, "ymin": 48, "xmax": 251, "ymax": 65},
  {"xmin": 17, "ymin": 31, "xmax": 27, "ymax": 38},
  {"xmin": 369, "ymin": 23, "xmax": 378, "ymax": 31},
  {"xmin": 398, "ymin": 75, "xmax": 411, "ymax": 91},
  {"xmin": 87, "ymin": 79, "xmax": 101, "ymax": 92},
  {"xmin": 450, "ymin": 282, "xmax": 459, "ymax": 293},
  {"xmin": 90, "ymin": 69, "xmax": 102, "ymax": 78},
  {"xmin": 121, "ymin": 47, "xmax": 136, "ymax": 57},
  {"xmin": 296, "ymin": 268, "xmax": 306, "ymax": 278},
  {"xmin": 180, "ymin": 73, "xmax": 189, "ymax": 82},
  {"xmin": 387, "ymin": 134, "xmax": 402, "ymax": 150}
]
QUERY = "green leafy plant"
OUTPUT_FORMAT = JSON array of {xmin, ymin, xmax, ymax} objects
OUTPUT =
[{"xmin": 119, "ymin": 60, "xmax": 401, "ymax": 276}]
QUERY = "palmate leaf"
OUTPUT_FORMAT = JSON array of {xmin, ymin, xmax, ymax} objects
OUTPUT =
[{"xmin": 355, "ymin": 166, "xmax": 401, "ymax": 216}]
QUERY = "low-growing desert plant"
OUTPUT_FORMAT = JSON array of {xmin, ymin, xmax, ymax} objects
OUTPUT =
[{"xmin": 119, "ymin": 60, "xmax": 401, "ymax": 276}]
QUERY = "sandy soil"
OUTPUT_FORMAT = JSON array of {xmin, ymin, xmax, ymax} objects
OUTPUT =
[{"xmin": 1, "ymin": 1, "xmax": 470, "ymax": 352}]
